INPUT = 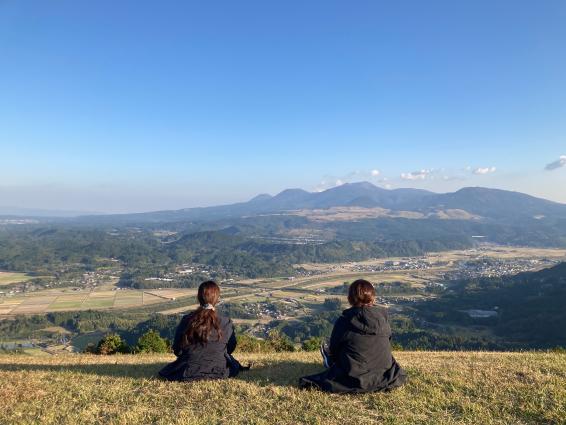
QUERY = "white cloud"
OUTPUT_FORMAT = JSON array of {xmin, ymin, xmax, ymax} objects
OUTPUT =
[
  {"xmin": 472, "ymin": 166, "xmax": 496, "ymax": 175},
  {"xmin": 371, "ymin": 169, "xmax": 380, "ymax": 177},
  {"xmin": 400, "ymin": 169, "xmax": 431, "ymax": 181},
  {"xmin": 335, "ymin": 179, "xmax": 344, "ymax": 186},
  {"xmin": 545, "ymin": 155, "xmax": 566, "ymax": 171}
]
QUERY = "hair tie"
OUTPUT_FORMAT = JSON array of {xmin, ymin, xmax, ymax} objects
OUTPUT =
[{"xmin": 202, "ymin": 304, "xmax": 215, "ymax": 311}]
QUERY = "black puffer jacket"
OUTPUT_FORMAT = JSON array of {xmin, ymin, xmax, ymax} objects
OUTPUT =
[
  {"xmin": 300, "ymin": 306, "xmax": 407, "ymax": 393},
  {"xmin": 159, "ymin": 313, "xmax": 237, "ymax": 381}
]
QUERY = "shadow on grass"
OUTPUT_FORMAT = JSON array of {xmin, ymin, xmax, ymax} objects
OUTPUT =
[
  {"xmin": 0, "ymin": 359, "xmax": 324, "ymax": 387},
  {"xmin": 0, "ymin": 360, "xmax": 168, "ymax": 379},
  {"xmin": 238, "ymin": 360, "xmax": 322, "ymax": 387}
]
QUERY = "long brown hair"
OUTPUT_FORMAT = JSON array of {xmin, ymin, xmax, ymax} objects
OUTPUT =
[{"xmin": 183, "ymin": 281, "xmax": 222, "ymax": 346}]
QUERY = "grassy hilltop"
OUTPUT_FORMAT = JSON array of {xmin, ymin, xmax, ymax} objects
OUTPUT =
[{"xmin": 1, "ymin": 352, "xmax": 565, "ymax": 425}]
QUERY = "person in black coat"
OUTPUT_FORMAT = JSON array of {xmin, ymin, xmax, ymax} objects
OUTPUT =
[
  {"xmin": 299, "ymin": 279, "xmax": 407, "ymax": 393},
  {"xmin": 159, "ymin": 281, "xmax": 245, "ymax": 381}
]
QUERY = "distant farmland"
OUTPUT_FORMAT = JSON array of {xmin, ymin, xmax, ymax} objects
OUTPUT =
[
  {"xmin": 0, "ymin": 288, "xmax": 198, "ymax": 316},
  {"xmin": 0, "ymin": 272, "xmax": 34, "ymax": 286}
]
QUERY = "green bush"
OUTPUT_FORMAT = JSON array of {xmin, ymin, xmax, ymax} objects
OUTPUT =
[
  {"xmin": 235, "ymin": 334, "xmax": 272, "ymax": 353},
  {"xmin": 267, "ymin": 330, "xmax": 295, "ymax": 352},
  {"xmin": 302, "ymin": 337, "xmax": 323, "ymax": 352},
  {"xmin": 96, "ymin": 334, "xmax": 130, "ymax": 355},
  {"xmin": 135, "ymin": 330, "xmax": 170, "ymax": 353},
  {"xmin": 235, "ymin": 332, "xmax": 296, "ymax": 353}
]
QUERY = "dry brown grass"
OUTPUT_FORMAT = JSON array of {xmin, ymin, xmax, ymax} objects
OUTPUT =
[{"xmin": 1, "ymin": 351, "xmax": 565, "ymax": 424}]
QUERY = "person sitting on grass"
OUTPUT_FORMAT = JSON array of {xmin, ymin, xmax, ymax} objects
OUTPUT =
[
  {"xmin": 159, "ymin": 280, "xmax": 248, "ymax": 381},
  {"xmin": 299, "ymin": 279, "xmax": 407, "ymax": 393}
]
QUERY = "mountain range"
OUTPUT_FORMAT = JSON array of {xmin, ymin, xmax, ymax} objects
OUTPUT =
[
  {"xmin": 0, "ymin": 182, "xmax": 566, "ymax": 234},
  {"xmin": 75, "ymin": 182, "xmax": 566, "ymax": 224}
]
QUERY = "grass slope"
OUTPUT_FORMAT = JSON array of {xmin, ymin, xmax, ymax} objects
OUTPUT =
[{"xmin": 1, "ymin": 351, "xmax": 565, "ymax": 424}]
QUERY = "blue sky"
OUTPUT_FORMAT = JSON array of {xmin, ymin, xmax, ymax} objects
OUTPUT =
[{"xmin": 1, "ymin": 0, "xmax": 565, "ymax": 212}]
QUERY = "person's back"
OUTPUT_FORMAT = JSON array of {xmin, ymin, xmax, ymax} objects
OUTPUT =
[
  {"xmin": 300, "ymin": 280, "xmax": 407, "ymax": 393},
  {"xmin": 330, "ymin": 305, "xmax": 402, "ymax": 391},
  {"xmin": 159, "ymin": 280, "xmax": 240, "ymax": 381}
]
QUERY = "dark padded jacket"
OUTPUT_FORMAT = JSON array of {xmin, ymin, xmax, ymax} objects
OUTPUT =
[
  {"xmin": 159, "ymin": 313, "xmax": 237, "ymax": 382},
  {"xmin": 300, "ymin": 306, "xmax": 407, "ymax": 393}
]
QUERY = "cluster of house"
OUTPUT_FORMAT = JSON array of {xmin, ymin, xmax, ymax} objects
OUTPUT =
[{"xmin": 451, "ymin": 257, "xmax": 558, "ymax": 279}]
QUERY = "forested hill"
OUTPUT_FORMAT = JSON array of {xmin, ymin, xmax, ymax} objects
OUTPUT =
[
  {"xmin": 418, "ymin": 262, "xmax": 566, "ymax": 348},
  {"xmin": 3, "ymin": 183, "xmax": 566, "ymax": 264},
  {"xmin": 0, "ymin": 225, "xmax": 471, "ymax": 278}
]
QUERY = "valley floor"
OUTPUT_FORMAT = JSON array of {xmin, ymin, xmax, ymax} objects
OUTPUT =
[{"xmin": 1, "ymin": 351, "xmax": 565, "ymax": 424}]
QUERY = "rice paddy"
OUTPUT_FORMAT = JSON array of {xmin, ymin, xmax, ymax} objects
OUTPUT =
[
  {"xmin": 0, "ymin": 288, "xmax": 197, "ymax": 316},
  {"xmin": 0, "ymin": 272, "xmax": 34, "ymax": 286}
]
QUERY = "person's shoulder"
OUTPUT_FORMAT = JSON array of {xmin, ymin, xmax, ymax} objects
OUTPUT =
[
  {"xmin": 180, "ymin": 313, "xmax": 193, "ymax": 322},
  {"xmin": 217, "ymin": 314, "xmax": 232, "ymax": 326},
  {"xmin": 371, "ymin": 305, "xmax": 389, "ymax": 318},
  {"xmin": 341, "ymin": 306, "xmax": 355, "ymax": 316},
  {"xmin": 338, "ymin": 307, "xmax": 356, "ymax": 323},
  {"xmin": 373, "ymin": 305, "xmax": 388, "ymax": 314}
]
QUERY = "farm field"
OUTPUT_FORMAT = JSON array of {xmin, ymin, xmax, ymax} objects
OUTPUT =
[
  {"xmin": 296, "ymin": 245, "xmax": 566, "ymax": 273},
  {"xmin": 158, "ymin": 272, "xmax": 433, "ymax": 318},
  {"xmin": 1, "ymin": 245, "xmax": 565, "ymax": 318},
  {"xmin": 157, "ymin": 245, "xmax": 566, "ymax": 330},
  {"xmin": 0, "ymin": 272, "xmax": 34, "ymax": 286},
  {"xmin": 0, "ymin": 288, "xmax": 197, "ymax": 316}
]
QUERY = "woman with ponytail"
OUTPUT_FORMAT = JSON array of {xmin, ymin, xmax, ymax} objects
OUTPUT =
[{"xmin": 159, "ymin": 281, "xmax": 246, "ymax": 381}]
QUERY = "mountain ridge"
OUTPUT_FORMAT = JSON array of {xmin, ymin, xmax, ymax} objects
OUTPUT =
[
  {"xmin": 6, "ymin": 182, "xmax": 566, "ymax": 224},
  {"xmin": 76, "ymin": 182, "xmax": 566, "ymax": 224}
]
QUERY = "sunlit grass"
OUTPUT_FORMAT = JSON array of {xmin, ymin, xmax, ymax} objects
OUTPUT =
[{"xmin": 1, "ymin": 351, "xmax": 565, "ymax": 424}]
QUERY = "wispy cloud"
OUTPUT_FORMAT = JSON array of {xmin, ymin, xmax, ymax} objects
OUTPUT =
[
  {"xmin": 400, "ymin": 169, "xmax": 431, "ymax": 181},
  {"xmin": 371, "ymin": 169, "xmax": 380, "ymax": 177},
  {"xmin": 472, "ymin": 166, "xmax": 496, "ymax": 175},
  {"xmin": 545, "ymin": 155, "xmax": 566, "ymax": 171}
]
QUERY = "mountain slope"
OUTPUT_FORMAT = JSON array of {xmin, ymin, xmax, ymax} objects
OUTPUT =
[
  {"xmin": 420, "ymin": 187, "xmax": 566, "ymax": 219},
  {"xmin": 1, "ymin": 351, "xmax": 564, "ymax": 425},
  {"xmin": 418, "ymin": 262, "xmax": 566, "ymax": 347}
]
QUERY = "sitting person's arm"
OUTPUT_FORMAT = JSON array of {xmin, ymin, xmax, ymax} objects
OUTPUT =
[
  {"xmin": 226, "ymin": 320, "xmax": 237, "ymax": 355},
  {"xmin": 328, "ymin": 316, "xmax": 347, "ymax": 358},
  {"xmin": 172, "ymin": 314, "xmax": 191, "ymax": 356}
]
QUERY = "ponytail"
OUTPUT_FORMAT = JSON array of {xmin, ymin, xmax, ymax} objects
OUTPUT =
[{"xmin": 183, "ymin": 281, "xmax": 222, "ymax": 346}]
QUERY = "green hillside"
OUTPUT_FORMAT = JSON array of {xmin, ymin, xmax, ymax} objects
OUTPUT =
[{"xmin": 1, "ymin": 351, "xmax": 565, "ymax": 424}]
